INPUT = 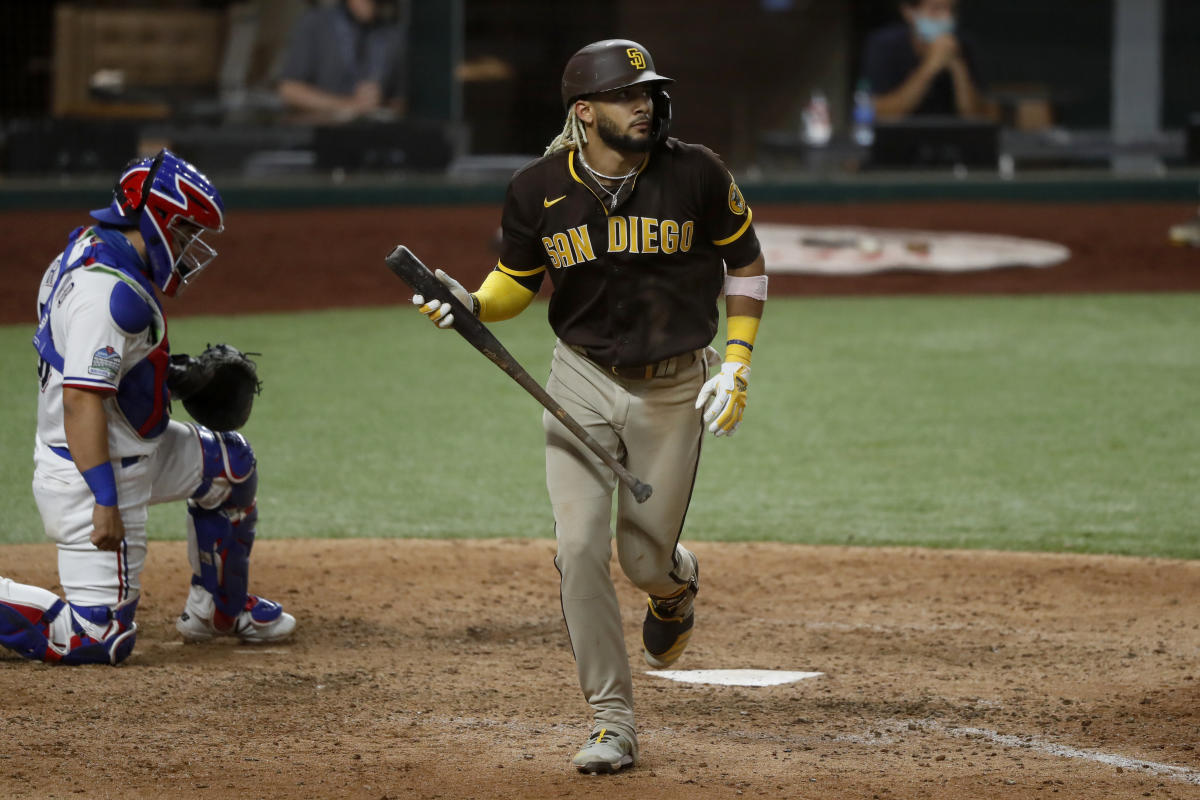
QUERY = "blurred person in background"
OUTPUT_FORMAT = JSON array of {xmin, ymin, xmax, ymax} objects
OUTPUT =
[
  {"xmin": 862, "ymin": 0, "xmax": 992, "ymax": 120},
  {"xmin": 277, "ymin": 0, "xmax": 407, "ymax": 121}
]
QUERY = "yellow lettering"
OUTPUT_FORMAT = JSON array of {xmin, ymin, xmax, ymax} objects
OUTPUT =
[
  {"xmin": 640, "ymin": 217, "xmax": 659, "ymax": 254},
  {"xmin": 541, "ymin": 236, "xmax": 561, "ymax": 268},
  {"xmin": 660, "ymin": 219, "xmax": 679, "ymax": 254},
  {"xmin": 608, "ymin": 216, "xmax": 627, "ymax": 252},
  {"xmin": 628, "ymin": 216, "xmax": 640, "ymax": 254},
  {"xmin": 681, "ymin": 220, "xmax": 694, "ymax": 251},
  {"xmin": 568, "ymin": 225, "xmax": 595, "ymax": 264},
  {"xmin": 552, "ymin": 232, "xmax": 574, "ymax": 267}
]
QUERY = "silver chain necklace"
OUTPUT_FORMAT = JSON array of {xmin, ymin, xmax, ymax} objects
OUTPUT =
[{"xmin": 578, "ymin": 150, "xmax": 638, "ymax": 210}]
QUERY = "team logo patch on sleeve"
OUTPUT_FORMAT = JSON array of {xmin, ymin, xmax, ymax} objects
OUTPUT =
[
  {"xmin": 728, "ymin": 182, "xmax": 747, "ymax": 216},
  {"xmin": 88, "ymin": 346, "xmax": 121, "ymax": 380}
]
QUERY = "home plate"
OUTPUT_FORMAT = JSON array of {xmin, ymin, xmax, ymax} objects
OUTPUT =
[{"xmin": 646, "ymin": 669, "xmax": 823, "ymax": 687}]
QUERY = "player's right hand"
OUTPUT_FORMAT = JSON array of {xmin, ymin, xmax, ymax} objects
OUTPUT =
[
  {"xmin": 90, "ymin": 503, "xmax": 126, "ymax": 552},
  {"xmin": 413, "ymin": 269, "xmax": 474, "ymax": 329}
]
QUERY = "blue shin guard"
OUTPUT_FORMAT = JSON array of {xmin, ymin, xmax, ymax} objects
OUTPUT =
[
  {"xmin": 187, "ymin": 503, "xmax": 258, "ymax": 626},
  {"xmin": 188, "ymin": 426, "xmax": 261, "ymax": 630}
]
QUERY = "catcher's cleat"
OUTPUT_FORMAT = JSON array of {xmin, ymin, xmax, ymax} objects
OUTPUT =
[
  {"xmin": 571, "ymin": 727, "xmax": 637, "ymax": 774},
  {"xmin": 642, "ymin": 553, "xmax": 699, "ymax": 669},
  {"xmin": 176, "ymin": 585, "xmax": 296, "ymax": 644}
]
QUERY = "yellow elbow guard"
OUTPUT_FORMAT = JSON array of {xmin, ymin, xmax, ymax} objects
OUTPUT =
[
  {"xmin": 473, "ymin": 270, "xmax": 535, "ymax": 322},
  {"xmin": 724, "ymin": 315, "xmax": 760, "ymax": 366}
]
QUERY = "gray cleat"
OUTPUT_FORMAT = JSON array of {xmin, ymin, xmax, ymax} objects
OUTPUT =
[{"xmin": 571, "ymin": 727, "xmax": 637, "ymax": 774}]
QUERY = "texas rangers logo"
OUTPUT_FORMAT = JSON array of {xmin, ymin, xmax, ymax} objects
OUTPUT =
[
  {"xmin": 89, "ymin": 345, "xmax": 121, "ymax": 380},
  {"xmin": 627, "ymin": 48, "xmax": 646, "ymax": 69}
]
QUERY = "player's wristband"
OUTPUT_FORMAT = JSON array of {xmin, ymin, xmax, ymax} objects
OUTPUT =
[
  {"xmin": 725, "ymin": 315, "xmax": 761, "ymax": 366},
  {"xmin": 81, "ymin": 462, "xmax": 118, "ymax": 507}
]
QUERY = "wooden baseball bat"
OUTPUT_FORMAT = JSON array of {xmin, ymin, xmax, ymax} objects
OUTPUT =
[{"xmin": 385, "ymin": 245, "xmax": 653, "ymax": 504}]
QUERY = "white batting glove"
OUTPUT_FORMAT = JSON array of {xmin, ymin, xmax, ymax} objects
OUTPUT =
[
  {"xmin": 695, "ymin": 361, "xmax": 751, "ymax": 437},
  {"xmin": 412, "ymin": 269, "xmax": 474, "ymax": 329}
]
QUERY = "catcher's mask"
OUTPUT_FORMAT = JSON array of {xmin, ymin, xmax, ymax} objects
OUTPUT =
[
  {"xmin": 561, "ymin": 39, "xmax": 674, "ymax": 145},
  {"xmin": 90, "ymin": 149, "xmax": 225, "ymax": 297}
]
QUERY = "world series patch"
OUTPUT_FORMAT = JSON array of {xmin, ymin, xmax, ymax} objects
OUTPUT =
[{"xmin": 88, "ymin": 346, "xmax": 121, "ymax": 380}]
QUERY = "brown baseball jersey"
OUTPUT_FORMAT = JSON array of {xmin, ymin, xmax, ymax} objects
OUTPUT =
[{"xmin": 495, "ymin": 138, "xmax": 761, "ymax": 367}]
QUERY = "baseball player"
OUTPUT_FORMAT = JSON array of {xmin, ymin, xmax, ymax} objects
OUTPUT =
[
  {"xmin": 413, "ymin": 40, "xmax": 766, "ymax": 773},
  {"xmin": 0, "ymin": 149, "xmax": 296, "ymax": 666}
]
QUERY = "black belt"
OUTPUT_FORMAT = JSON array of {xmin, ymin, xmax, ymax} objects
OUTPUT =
[{"xmin": 568, "ymin": 345, "xmax": 696, "ymax": 380}]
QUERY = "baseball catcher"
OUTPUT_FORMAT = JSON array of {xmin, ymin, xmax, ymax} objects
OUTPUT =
[
  {"xmin": 0, "ymin": 149, "xmax": 296, "ymax": 667},
  {"xmin": 412, "ymin": 40, "xmax": 767, "ymax": 773}
]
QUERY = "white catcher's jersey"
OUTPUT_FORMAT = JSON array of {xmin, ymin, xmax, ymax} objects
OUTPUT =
[{"xmin": 35, "ymin": 240, "xmax": 166, "ymax": 459}]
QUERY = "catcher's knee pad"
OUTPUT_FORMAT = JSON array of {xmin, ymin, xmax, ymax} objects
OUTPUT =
[
  {"xmin": 190, "ymin": 426, "xmax": 257, "ymax": 510},
  {"xmin": 0, "ymin": 597, "xmax": 137, "ymax": 666}
]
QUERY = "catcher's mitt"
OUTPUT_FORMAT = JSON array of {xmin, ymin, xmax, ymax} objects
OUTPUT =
[{"xmin": 167, "ymin": 343, "xmax": 262, "ymax": 431}]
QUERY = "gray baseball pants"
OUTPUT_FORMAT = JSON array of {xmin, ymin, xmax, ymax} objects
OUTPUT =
[{"xmin": 543, "ymin": 340, "xmax": 707, "ymax": 739}]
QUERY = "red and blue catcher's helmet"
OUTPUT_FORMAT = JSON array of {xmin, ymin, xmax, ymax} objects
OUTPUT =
[{"xmin": 90, "ymin": 149, "xmax": 225, "ymax": 297}]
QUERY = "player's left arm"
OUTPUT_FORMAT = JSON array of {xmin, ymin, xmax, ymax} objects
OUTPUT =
[
  {"xmin": 698, "ymin": 253, "xmax": 766, "ymax": 437},
  {"xmin": 725, "ymin": 253, "xmax": 766, "ymax": 354},
  {"xmin": 695, "ymin": 148, "xmax": 767, "ymax": 437}
]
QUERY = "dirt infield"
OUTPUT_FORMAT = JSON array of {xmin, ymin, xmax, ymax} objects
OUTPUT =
[
  {"xmin": 2, "ymin": 202, "xmax": 1197, "ymax": 798},
  {"xmin": 1, "ymin": 201, "xmax": 1198, "ymax": 325},
  {"xmin": 1, "ymin": 539, "xmax": 1196, "ymax": 799}
]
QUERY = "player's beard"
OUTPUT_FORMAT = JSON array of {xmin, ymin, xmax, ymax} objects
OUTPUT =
[{"xmin": 594, "ymin": 110, "xmax": 654, "ymax": 153}]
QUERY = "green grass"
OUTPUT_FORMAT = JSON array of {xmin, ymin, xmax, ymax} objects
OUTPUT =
[{"xmin": 2, "ymin": 294, "xmax": 1197, "ymax": 558}]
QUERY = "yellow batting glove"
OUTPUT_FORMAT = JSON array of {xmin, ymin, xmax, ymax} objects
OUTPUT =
[{"xmin": 695, "ymin": 362, "xmax": 751, "ymax": 437}]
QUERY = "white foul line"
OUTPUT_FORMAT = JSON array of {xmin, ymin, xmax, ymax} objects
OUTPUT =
[{"xmin": 919, "ymin": 721, "xmax": 1200, "ymax": 786}]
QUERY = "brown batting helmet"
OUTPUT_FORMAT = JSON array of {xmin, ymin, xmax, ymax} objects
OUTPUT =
[{"xmin": 560, "ymin": 39, "xmax": 674, "ymax": 108}]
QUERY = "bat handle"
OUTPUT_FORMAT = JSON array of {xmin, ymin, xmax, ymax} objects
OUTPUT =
[{"xmin": 629, "ymin": 479, "xmax": 653, "ymax": 504}]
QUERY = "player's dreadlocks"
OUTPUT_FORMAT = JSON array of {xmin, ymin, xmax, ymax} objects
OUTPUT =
[{"xmin": 544, "ymin": 107, "xmax": 588, "ymax": 156}]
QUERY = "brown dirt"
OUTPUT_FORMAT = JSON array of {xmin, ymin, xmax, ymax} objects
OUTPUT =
[
  {"xmin": 2, "ymin": 202, "xmax": 1198, "ymax": 326},
  {"xmin": 1, "ymin": 539, "xmax": 1196, "ymax": 799},
  {"xmin": 3, "ymin": 202, "xmax": 1197, "ymax": 798}
]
